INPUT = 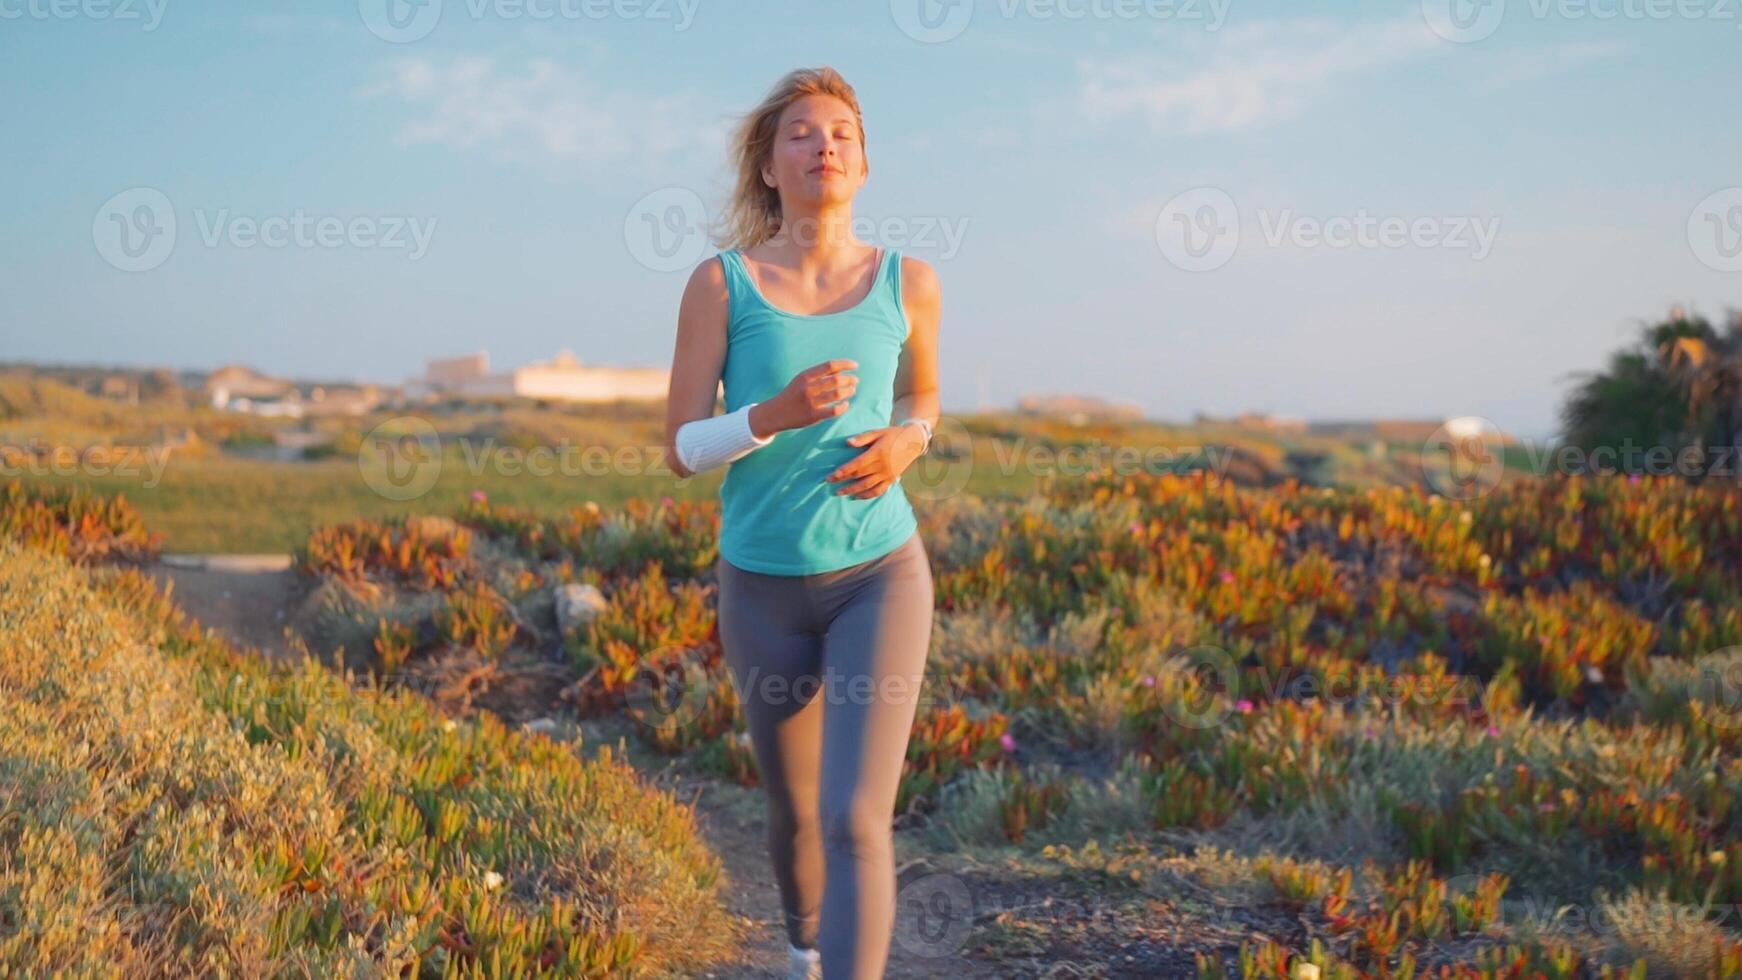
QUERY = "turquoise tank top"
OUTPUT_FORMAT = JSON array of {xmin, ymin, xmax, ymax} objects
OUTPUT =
[{"xmin": 715, "ymin": 245, "xmax": 920, "ymax": 575}]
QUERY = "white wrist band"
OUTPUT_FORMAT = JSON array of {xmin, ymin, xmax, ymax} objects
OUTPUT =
[
  {"xmin": 676, "ymin": 401, "xmax": 775, "ymax": 474},
  {"xmin": 897, "ymin": 416, "xmax": 933, "ymax": 454}
]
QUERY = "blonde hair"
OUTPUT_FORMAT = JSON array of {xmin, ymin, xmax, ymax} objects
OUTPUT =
[{"xmin": 715, "ymin": 67, "xmax": 868, "ymax": 252}]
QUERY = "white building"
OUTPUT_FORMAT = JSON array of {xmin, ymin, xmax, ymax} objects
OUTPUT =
[{"xmin": 408, "ymin": 350, "xmax": 668, "ymax": 404}]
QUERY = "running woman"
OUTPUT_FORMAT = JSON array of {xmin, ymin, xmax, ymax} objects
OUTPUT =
[{"xmin": 663, "ymin": 66, "xmax": 943, "ymax": 980}]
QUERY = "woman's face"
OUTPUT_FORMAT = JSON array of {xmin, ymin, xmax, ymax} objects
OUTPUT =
[{"xmin": 763, "ymin": 93, "xmax": 867, "ymax": 225}]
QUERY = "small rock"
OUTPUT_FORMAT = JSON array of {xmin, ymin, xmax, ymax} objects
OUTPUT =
[{"xmin": 554, "ymin": 582, "xmax": 607, "ymax": 636}]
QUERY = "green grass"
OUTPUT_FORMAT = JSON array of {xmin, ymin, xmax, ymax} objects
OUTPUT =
[{"xmin": 0, "ymin": 537, "xmax": 739, "ymax": 975}]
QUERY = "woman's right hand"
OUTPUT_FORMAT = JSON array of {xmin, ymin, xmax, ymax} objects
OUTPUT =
[
  {"xmin": 752, "ymin": 360, "xmax": 860, "ymax": 436},
  {"xmin": 753, "ymin": 359, "xmax": 858, "ymax": 437}
]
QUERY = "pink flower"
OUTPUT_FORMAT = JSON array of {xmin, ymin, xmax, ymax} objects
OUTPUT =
[
  {"xmin": 1627, "ymin": 473, "xmax": 1642, "ymax": 485},
  {"xmin": 1485, "ymin": 725, "xmax": 1501, "ymax": 737},
  {"xmin": 661, "ymin": 495, "xmax": 675, "ymax": 508},
  {"xmin": 1235, "ymin": 699, "xmax": 1254, "ymax": 714},
  {"xmin": 1129, "ymin": 522, "xmax": 1143, "ymax": 536},
  {"xmin": 470, "ymin": 490, "xmax": 487, "ymax": 503},
  {"xmin": 1219, "ymin": 572, "xmax": 1235, "ymax": 585},
  {"xmin": 1140, "ymin": 675, "xmax": 1156, "ymax": 688},
  {"xmin": 999, "ymin": 732, "xmax": 1017, "ymax": 752},
  {"xmin": 1362, "ymin": 728, "xmax": 1376, "ymax": 740}
]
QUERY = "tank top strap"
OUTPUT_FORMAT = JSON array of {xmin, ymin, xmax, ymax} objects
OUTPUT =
[
  {"xmin": 717, "ymin": 248, "xmax": 751, "ymax": 319},
  {"xmin": 881, "ymin": 246, "xmax": 903, "ymax": 309}
]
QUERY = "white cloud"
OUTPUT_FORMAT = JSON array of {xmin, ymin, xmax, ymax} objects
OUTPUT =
[
  {"xmin": 362, "ymin": 56, "xmax": 724, "ymax": 170},
  {"xmin": 1076, "ymin": 18, "xmax": 1443, "ymax": 135}
]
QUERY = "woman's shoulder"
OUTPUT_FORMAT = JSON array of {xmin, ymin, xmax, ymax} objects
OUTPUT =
[
  {"xmin": 686, "ymin": 250, "xmax": 732, "ymax": 288},
  {"xmin": 896, "ymin": 253, "xmax": 940, "ymax": 304}
]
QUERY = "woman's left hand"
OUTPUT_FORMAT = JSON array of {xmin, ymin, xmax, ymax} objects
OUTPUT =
[{"xmin": 826, "ymin": 424, "xmax": 927, "ymax": 498}]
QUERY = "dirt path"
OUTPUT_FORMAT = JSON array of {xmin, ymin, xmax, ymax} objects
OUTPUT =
[
  {"xmin": 644, "ymin": 762, "xmax": 1014, "ymax": 979},
  {"xmin": 144, "ymin": 559, "xmax": 1161, "ymax": 976},
  {"xmin": 146, "ymin": 555, "xmax": 306, "ymax": 660}
]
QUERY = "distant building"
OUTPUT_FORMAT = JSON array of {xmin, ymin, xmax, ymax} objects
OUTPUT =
[
  {"xmin": 203, "ymin": 364, "xmax": 380, "ymax": 418},
  {"xmin": 1016, "ymin": 394, "xmax": 1145, "ymax": 426},
  {"xmin": 204, "ymin": 364, "xmax": 292, "ymax": 407},
  {"xmin": 407, "ymin": 350, "xmax": 668, "ymax": 404},
  {"xmin": 95, "ymin": 375, "xmax": 139, "ymax": 404},
  {"xmin": 1196, "ymin": 412, "xmax": 1309, "ymax": 435},
  {"xmin": 298, "ymin": 384, "xmax": 382, "ymax": 417}
]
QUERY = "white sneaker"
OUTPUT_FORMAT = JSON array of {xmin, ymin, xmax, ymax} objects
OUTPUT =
[{"xmin": 787, "ymin": 942, "xmax": 822, "ymax": 980}]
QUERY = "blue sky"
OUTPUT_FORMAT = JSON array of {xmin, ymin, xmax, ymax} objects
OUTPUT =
[{"xmin": 3, "ymin": 0, "xmax": 1739, "ymax": 440}]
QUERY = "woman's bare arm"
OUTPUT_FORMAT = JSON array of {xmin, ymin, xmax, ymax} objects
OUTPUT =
[
  {"xmin": 664, "ymin": 258, "xmax": 732, "ymax": 480},
  {"xmin": 891, "ymin": 255, "xmax": 942, "ymax": 438}
]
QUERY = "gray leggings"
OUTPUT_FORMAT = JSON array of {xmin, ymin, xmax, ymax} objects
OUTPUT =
[{"xmin": 714, "ymin": 530, "xmax": 936, "ymax": 979}]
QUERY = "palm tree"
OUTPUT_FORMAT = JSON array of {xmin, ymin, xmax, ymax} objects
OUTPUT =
[
  {"xmin": 1559, "ymin": 308, "xmax": 1742, "ymax": 480},
  {"xmin": 1658, "ymin": 311, "xmax": 1742, "ymax": 475}
]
